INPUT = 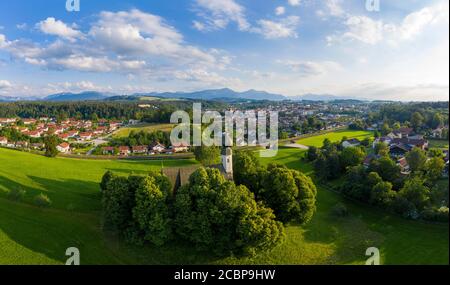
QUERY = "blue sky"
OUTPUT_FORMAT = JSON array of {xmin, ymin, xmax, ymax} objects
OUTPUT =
[{"xmin": 0, "ymin": 0, "xmax": 448, "ymax": 101}]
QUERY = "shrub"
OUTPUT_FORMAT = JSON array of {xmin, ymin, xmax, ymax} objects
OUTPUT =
[
  {"xmin": 7, "ymin": 188, "xmax": 26, "ymax": 201},
  {"xmin": 420, "ymin": 207, "xmax": 449, "ymax": 222},
  {"xmin": 392, "ymin": 196, "xmax": 418, "ymax": 219},
  {"xmin": 331, "ymin": 203, "xmax": 348, "ymax": 217},
  {"xmin": 33, "ymin": 193, "xmax": 52, "ymax": 208}
]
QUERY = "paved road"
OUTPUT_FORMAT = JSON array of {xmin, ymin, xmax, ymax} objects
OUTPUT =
[
  {"xmin": 284, "ymin": 143, "xmax": 309, "ymax": 150},
  {"xmin": 86, "ymin": 134, "xmax": 111, "ymax": 155}
]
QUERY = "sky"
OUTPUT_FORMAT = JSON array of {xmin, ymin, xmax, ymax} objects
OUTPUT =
[{"xmin": 0, "ymin": 0, "xmax": 448, "ymax": 101}]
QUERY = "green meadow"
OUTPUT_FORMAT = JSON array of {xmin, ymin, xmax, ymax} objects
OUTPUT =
[
  {"xmin": 0, "ymin": 139, "xmax": 448, "ymax": 265},
  {"xmin": 112, "ymin": 123, "xmax": 175, "ymax": 138},
  {"xmin": 297, "ymin": 129, "xmax": 373, "ymax": 147}
]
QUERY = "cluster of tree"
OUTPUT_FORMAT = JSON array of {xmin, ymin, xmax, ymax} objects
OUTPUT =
[
  {"xmin": 0, "ymin": 101, "xmax": 192, "ymax": 123},
  {"xmin": 233, "ymin": 151, "xmax": 317, "ymax": 225},
  {"xmin": 292, "ymin": 116, "xmax": 326, "ymax": 134},
  {"xmin": 338, "ymin": 165, "xmax": 447, "ymax": 221},
  {"xmin": 100, "ymin": 168, "xmax": 285, "ymax": 256},
  {"xmin": 367, "ymin": 102, "xmax": 448, "ymax": 134},
  {"xmin": 0, "ymin": 127, "xmax": 28, "ymax": 142},
  {"xmin": 348, "ymin": 120, "xmax": 366, "ymax": 130},
  {"xmin": 193, "ymin": 145, "xmax": 220, "ymax": 166},
  {"xmin": 336, "ymin": 147, "xmax": 447, "ymax": 221},
  {"xmin": 307, "ymin": 139, "xmax": 367, "ymax": 180},
  {"xmin": 110, "ymin": 130, "xmax": 170, "ymax": 147}
]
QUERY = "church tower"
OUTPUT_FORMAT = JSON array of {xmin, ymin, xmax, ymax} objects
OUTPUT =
[{"xmin": 221, "ymin": 146, "xmax": 233, "ymax": 177}]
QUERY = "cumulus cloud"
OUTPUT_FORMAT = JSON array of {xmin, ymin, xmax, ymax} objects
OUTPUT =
[
  {"xmin": 37, "ymin": 17, "xmax": 83, "ymax": 42},
  {"xmin": 254, "ymin": 16, "xmax": 300, "ymax": 39},
  {"xmin": 288, "ymin": 0, "xmax": 301, "ymax": 7},
  {"xmin": 327, "ymin": 1, "xmax": 449, "ymax": 45},
  {"xmin": 88, "ymin": 9, "xmax": 216, "ymax": 65},
  {"xmin": 317, "ymin": 0, "xmax": 345, "ymax": 19},
  {"xmin": 275, "ymin": 6, "xmax": 286, "ymax": 16},
  {"xmin": 0, "ymin": 80, "xmax": 12, "ymax": 89},
  {"xmin": 0, "ymin": 34, "xmax": 6, "ymax": 48},
  {"xmin": 193, "ymin": 0, "xmax": 250, "ymax": 31},
  {"xmin": 0, "ymin": 9, "xmax": 228, "ymax": 85}
]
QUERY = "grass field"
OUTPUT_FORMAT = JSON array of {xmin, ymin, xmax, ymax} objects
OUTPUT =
[
  {"xmin": 297, "ymin": 129, "xmax": 373, "ymax": 147},
  {"xmin": 0, "ymin": 142, "xmax": 448, "ymax": 265},
  {"xmin": 257, "ymin": 147, "xmax": 313, "ymax": 175},
  {"xmin": 112, "ymin": 123, "xmax": 175, "ymax": 138},
  {"xmin": 428, "ymin": 139, "xmax": 449, "ymax": 149}
]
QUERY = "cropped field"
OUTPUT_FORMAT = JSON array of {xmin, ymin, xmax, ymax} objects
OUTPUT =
[
  {"xmin": 0, "ymin": 144, "xmax": 448, "ymax": 265},
  {"xmin": 112, "ymin": 123, "xmax": 175, "ymax": 138},
  {"xmin": 297, "ymin": 129, "xmax": 373, "ymax": 147}
]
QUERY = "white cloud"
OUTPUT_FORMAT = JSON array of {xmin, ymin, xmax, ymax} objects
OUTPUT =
[
  {"xmin": 341, "ymin": 83, "xmax": 449, "ymax": 102},
  {"xmin": 37, "ymin": 17, "xmax": 83, "ymax": 42},
  {"xmin": 46, "ymin": 81, "xmax": 112, "ymax": 93},
  {"xmin": 192, "ymin": 20, "xmax": 206, "ymax": 31},
  {"xmin": 0, "ymin": 34, "xmax": 6, "ymax": 48},
  {"xmin": 275, "ymin": 6, "xmax": 286, "ymax": 16},
  {"xmin": 16, "ymin": 23, "xmax": 28, "ymax": 30},
  {"xmin": 89, "ymin": 10, "xmax": 216, "ymax": 65},
  {"xmin": 0, "ymin": 10, "xmax": 225, "ymax": 77},
  {"xmin": 288, "ymin": 0, "xmax": 301, "ymax": 7},
  {"xmin": 327, "ymin": 1, "xmax": 449, "ymax": 45},
  {"xmin": 0, "ymin": 80, "xmax": 12, "ymax": 89},
  {"xmin": 396, "ymin": 1, "xmax": 449, "ymax": 41},
  {"xmin": 325, "ymin": 0, "xmax": 345, "ymax": 17},
  {"xmin": 193, "ymin": 0, "xmax": 250, "ymax": 31},
  {"xmin": 277, "ymin": 60, "xmax": 341, "ymax": 77},
  {"xmin": 254, "ymin": 16, "xmax": 300, "ymax": 39}
]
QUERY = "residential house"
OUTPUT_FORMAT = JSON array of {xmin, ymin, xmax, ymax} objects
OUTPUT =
[
  {"xmin": 149, "ymin": 142, "xmax": 166, "ymax": 153},
  {"xmin": 30, "ymin": 143, "xmax": 45, "ymax": 150},
  {"xmin": 363, "ymin": 154, "xmax": 379, "ymax": 168},
  {"xmin": 109, "ymin": 122, "xmax": 121, "ymax": 131},
  {"xmin": 102, "ymin": 146, "xmax": 115, "ymax": 155},
  {"xmin": 67, "ymin": 130, "xmax": 79, "ymax": 138},
  {"xmin": 26, "ymin": 130, "xmax": 42, "ymax": 138},
  {"xmin": 171, "ymin": 143, "xmax": 190, "ymax": 153},
  {"xmin": 132, "ymin": 145, "xmax": 148, "ymax": 154},
  {"xmin": 342, "ymin": 138, "xmax": 361, "ymax": 148},
  {"xmin": 0, "ymin": 118, "xmax": 16, "ymax": 125},
  {"xmin": 22, "ymin": 118, "xmax": 37, "ymax": 125},
  {"xmin": 431, "ymin": 127, "xmax": 447, "ymax": 139},
  {"xmin": 118, "ymin": 146, "xmax": 130, "ymax": 156},
  {"xmin": 391, "ymin": 137, "xmax": 428, "ymax": 150},
  {"xmin": 79, "ymin": 132, "xmax": 92, "ymax": 141},
  {"xmin": 0, "ymin": 136, "xmax": 7, "ymax": 146},
  {"xmin": 388, "ymin": 127, "xmax": 414, "ymax": 139},
  {"xmin": 15, "ymin": 141, "xmax": 29, "ymax": 149},
  {"xmin": 59, "ymin": 133, "xmax": 70, "ymax": 141},
  {"xmin": 396, "ymin": 157, "xmax": 410, "ymax": 175},
  {"xmin": 57, "ymin": 142, "xmax": 70, "ymax": 153},
  {"xmin": 93, "ymin": 126, "xmax": 107, "ymax": 135}
]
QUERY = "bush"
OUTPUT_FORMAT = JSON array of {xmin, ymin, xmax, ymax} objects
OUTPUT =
[
  {"xmin": 392, "ymin": 196, "xmax": 418, "ymax": 219},
  {"xmin": 331, "ymin": 203, "xmax": 348, "ymax": 217},
  {"xmin": 7, "ymin": 188, "xmax": 26, "ymax": 201},
  {"xmin": 33, "ymin": 193, "xmax": 52, "ymax": 208},
  {"xmin": 420, "ymin": 207, "xmax": 449, "ymax": 222}
]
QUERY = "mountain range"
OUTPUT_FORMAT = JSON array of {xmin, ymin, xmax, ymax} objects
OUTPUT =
[{"xmin": 1, "ymin": 89, "xmax": 367, "ymax": 102}]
